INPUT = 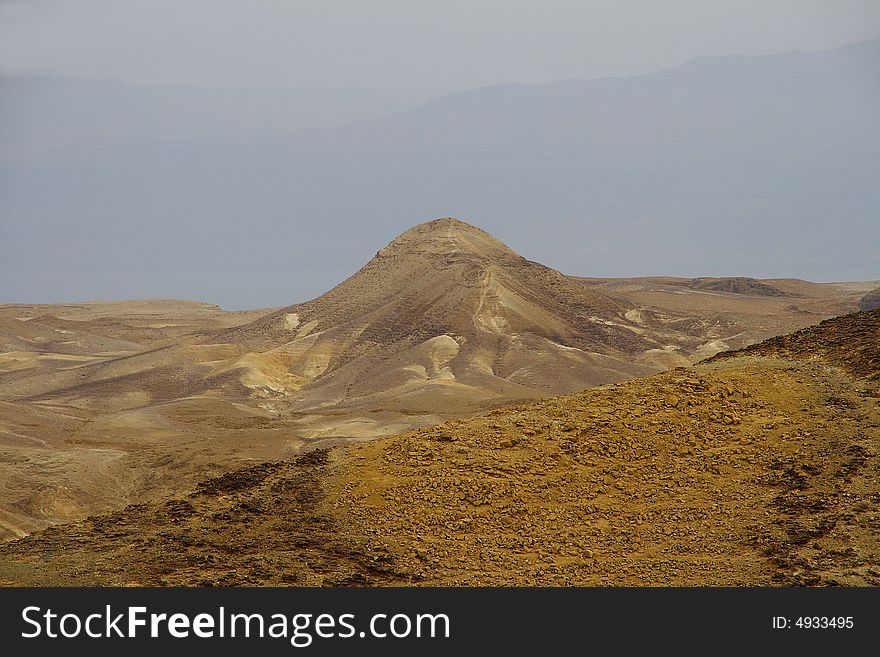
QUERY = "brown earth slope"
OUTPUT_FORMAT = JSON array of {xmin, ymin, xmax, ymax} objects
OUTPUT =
[
  {"xmin": 859, "ymin": 287, "xmax": 880, "ymax": 312},
  {"xmin": 0, "ymin": 219, "xmax": 871, "ymax": 544},
  {"xmin": 206, "ymin": 218, "xmax": 666, "ymax": 426},
  {"xmin": 0, "ymin": 300, "xmax": 280, "ymax": 541},
  {"xmin": 669, "ymin": 276, "xmax": 788, "ymax": 297},
  {"xmin": 574, "ymin": 275, "xmax": 873, "ymax": 361},
  {"xmin": 2, "ymin": 309, "xmax": 876, "ymax": 586},
  {"xmin": 707, "ymin": 308, "xmax": 880, "ymax": 382},
  {"xmin": 0, "ymin": 219, "xmax": 667, "ymax": 541}
]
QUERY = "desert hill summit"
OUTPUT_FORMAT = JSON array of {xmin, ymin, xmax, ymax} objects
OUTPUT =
[
  {"xmin": 222, "ymin": 217, "xmax": 640, "ymax": 350},
  {"xmin": 210, "ymin": 218, "xmax": 661, "ymax": 423},
  {"xmin": 377, "ymin": 216, "xmax": 522, "ymax": 260}
]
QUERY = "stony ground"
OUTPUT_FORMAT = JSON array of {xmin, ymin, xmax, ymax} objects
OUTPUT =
[
  {"xmin": 708, "ymin": 308, "xmax": 880, "ymax": 382},
  {"xmin": 2, "ymin": 224, "xmax": 869, "ymax": 543},
  {"xmin": 2, "ymin": 347, "xmax": 877, "ymax": 586},
  {"xmin": 329, "ymin": 357, "xmax": 879, "ymax": 586}
]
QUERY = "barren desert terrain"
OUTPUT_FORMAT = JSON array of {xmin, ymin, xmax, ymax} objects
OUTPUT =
[
  {"xmin": 0, "ymin": 219, "xmax": 876, "ymax": 560},
  {"xmin": 1, "ymin": 307, "xmax": 877, "ymax": 586}
]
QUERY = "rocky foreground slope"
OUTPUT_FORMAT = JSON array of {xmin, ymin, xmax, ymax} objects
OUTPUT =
[
  {"xmin": 1, "ymin": 220, "xmax": 868, "ymax": 545},
  {"xmin": 708, "ymin": 308, "xmax": 880, "ymax": 381},
  {"xmin": 2, "ymin": 310, "xmax": 877, "ymax": 586},
  {"xmin": 858, "ymin": 287, "xmax": 880, "ymax": 312}
]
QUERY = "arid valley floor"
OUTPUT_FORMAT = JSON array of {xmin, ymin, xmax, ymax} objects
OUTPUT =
[{"xmin": 0, "ymin": 219, "xmax": 878, "ymax": 585}]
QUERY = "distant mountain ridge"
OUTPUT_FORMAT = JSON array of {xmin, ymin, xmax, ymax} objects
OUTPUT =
[{"xmin": 3, "ymin": 40, "xmax": 878, "ymax": 308}]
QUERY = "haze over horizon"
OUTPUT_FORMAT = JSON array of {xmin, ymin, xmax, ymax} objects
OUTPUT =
[
  {"xmin": 3, "ymin": 0, "xmax": 879, "ymax": 89},
  {"xmin": 1, "ymin": 1, "xmax": 879, "ymax": 309}
]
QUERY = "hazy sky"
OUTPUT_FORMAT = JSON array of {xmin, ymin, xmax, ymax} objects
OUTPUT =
[
  {"xmin": 1, "ymin": 1, "xmax": 878, "ymax": 308},
  {"xmin": 1, "ymin": 0, "xmax": 879, "ymax": 90}
]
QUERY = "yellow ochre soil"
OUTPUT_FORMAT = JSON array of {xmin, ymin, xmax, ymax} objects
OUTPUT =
[
  {"xmin": 0, "ymin": 220, "xmax": 871, "ymax": 542},
  {"xmin": 2, "ymin": 310, "xmax": 877, "ymax": 586}
]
